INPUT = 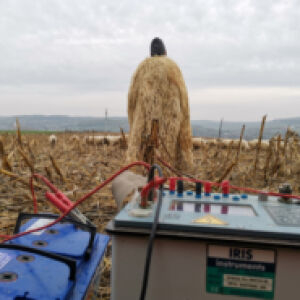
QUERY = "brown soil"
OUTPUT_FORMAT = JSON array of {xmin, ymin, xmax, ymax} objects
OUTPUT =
[{"xmin": 0, "ymin": 132, "xmax": 299, "ymax": 299}]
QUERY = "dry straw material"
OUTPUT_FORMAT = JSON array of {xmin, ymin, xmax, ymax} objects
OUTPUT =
[
  {"xmin": 1, "ymin": 129, "xmax": 300, "ymax": 300},
  {"xmin": 126, "ymin": 56, "xmax": 193, "ymax": 172}
]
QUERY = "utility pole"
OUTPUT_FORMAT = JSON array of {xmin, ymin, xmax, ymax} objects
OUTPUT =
[
  {"xmin": 105, "ymin": 108, "xmax": 108, "ymax": 134},
  {"xmin": 218, "ymin": 118, "xmax": 223, "ymax": 139}
]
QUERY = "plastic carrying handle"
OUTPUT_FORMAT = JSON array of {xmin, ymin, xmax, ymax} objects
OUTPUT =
[
  {"xmin": 13, "ymin": 213, "xmax": 96, "ymax": 259},
  {"xmin": 0, "ymin": 243, "xmax": 76, "ymax": 280}
]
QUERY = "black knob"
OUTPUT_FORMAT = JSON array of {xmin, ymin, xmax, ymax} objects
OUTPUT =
[
  {"xmin": 177, "ymin": 180, "xmax": 184, "ymax": 195},
  {"xmin": 278, "ymin": 183, "xmax": 292, "ymax": 203},
  {"xmin": 279, "ymin": 183, "xmax": 292, "ymax": 194},
  {"xmin": 196, "ymin": 182, "xmax": 202, "ymax": 198}
]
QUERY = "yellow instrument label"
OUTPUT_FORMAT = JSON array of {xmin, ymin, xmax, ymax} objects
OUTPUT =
[{"xmin": 193, "ymin": 214, "xmax": 228, "ymax": 225}]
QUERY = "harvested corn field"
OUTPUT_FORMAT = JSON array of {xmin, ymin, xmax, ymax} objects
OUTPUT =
[{"xmin": 1, "ymin": 129, "xmax": 300, "ymax": 299}]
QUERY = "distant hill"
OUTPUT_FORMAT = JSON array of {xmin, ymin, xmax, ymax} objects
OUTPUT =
[
  {"xmin": 0, "ymin": 115, "xmax": 129, "ymax": 132},
  {"xmin": 191, "ymin": 118, "xmax": 300, "ymax": 139},
  {"xmin": 1, "ymin": 115, "xmax": 300, "ymax": 140}
]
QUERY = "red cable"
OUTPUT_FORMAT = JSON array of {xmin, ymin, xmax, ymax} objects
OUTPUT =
[
  {"xmin": 0, "ymin": 234, "xmax": 11, "ymax": 239},
  {"xmin": 141, "ymin": 178, "xmax": 167, "ymax": 198},
  {"xmin": 169, "ymin": 176, "xmax": 299, "ymax": 199},
  {"xmin": 2, "ymin": 158, "xmax": 299, "ymax": 242},
  {"xmin": 158, "ymin": 156, "xmax": 299, "ymax": 199},
  {"xmin": 1, "ymin": 161, "xmax": 150, "ymax": 243},
  {"xmin": 30, "ymin": 173, "xmax": 60, "ymax": 214},
  {"xmin": 137, "ymin": 174, "xmax": 299, "ymax": 201}
]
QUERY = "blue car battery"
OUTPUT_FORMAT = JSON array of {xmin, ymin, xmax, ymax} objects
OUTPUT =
[
  {"xmin": 0, "ymin": 213, "xmax": 110, "ymax": 300},
  {"xmin": 12, "ymin": 213, "xmax": 98, "ymax": 259}
]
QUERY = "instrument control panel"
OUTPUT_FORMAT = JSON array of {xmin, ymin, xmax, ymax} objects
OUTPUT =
[{"xmin": 114, "ymin": 188, "xmax": 300, "ymax": 242}]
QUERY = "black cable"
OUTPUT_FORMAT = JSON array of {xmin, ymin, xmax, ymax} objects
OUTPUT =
[{"xmin": 139, "ymin": 164, "xmax": 163, "ymax": 300}]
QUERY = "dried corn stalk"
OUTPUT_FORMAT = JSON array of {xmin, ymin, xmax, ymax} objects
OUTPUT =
[
  {"xmin": 254, "ymin": 115, "xmax": 267, "ymax": 173},
  {"xmin": 0, "ymin": 136, "xmax": 4, "ymax": 157},
  {"xmin": 264, "ymin": 138, "xmax": 274, "ymax": 181},
  {"xmin": 49, "ymin": 154, "xmax": 65, "ymax": 183},
  {"xmin": 0, "ymin": 169, "xmax": 41, "ymax": 188},
  {"xmin": 236, "ymin": 124, "xmax": 245, "ymax": 162},
  {"xmin": 120, "ymin": 128, "xmax": 127, "ymax": 149},
  {"xmin": 18, "ymin": 147, "xmax": 34, "ymax": 173},
  {"xmin": 0, "ymin": 137, "xmax": 12, "ymax": 171},
  {"xmin": 16, "ymin": 118, "xmax": 23, "ymax": 149}
]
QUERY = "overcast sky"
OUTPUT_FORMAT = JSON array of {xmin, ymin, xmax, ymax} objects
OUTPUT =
[{"xmin": 0, "ymin": 0, "xmax": 299, "ymax": 121}]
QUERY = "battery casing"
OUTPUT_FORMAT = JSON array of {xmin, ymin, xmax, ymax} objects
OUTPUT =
[{"xmin": 0, "ymin": 213, "xmax": 109, "ymax": 300}]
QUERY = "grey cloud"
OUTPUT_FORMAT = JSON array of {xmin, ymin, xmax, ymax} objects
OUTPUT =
[
  {"xmin": 0, "ymin": 0, "xmax": 299, "ymax": 119},
  {"xmin": 1, "ymin": 0, "xmax": 299, "ymax": 88}
]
